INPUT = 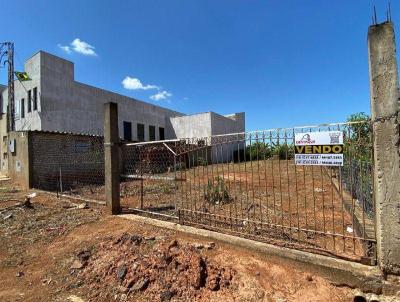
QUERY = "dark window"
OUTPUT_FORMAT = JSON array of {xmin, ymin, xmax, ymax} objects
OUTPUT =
[
  {"xmin": 149, "ymin": 125, "xmax": 156, "ymax": 141},
  {"xmin": 33, "ymin": 87, "xmax": 38, "ymax": 110},
  {"xmin": 27, "ymin": 90, "xmax": 31, "ymax": 113},
  {"xmin": 21, "ymin": 99, "xmax": 25, "ymax": 118},
  {"xmin": 159, "ymin": 127, "xmax": 165, "ymax": 140},
  {"xmin": 123, "ymin": 121, "xmax": 132, "ymax": 141},
  {"xmin": 137, "ymin": 123, "xmax": 145, "ymax": 142},
  {"xmin": 74, "ymin": 140, "xmax": 91, "ymax": 153}
]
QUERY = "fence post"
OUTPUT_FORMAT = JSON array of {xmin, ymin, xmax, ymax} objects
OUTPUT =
[
  {"xmin": 59, "ymin": 164, "xmax": 63, "ymax": 194},
  {"xmin": 368, "ymin": 22, "xmax": 400, "ymax": 275},
  {"xmin": 104, "ymin": 102, "xmax": 120, "ymax": 214},
  {"xmin": 140, "ymin": 156, "xmax": 144, "ymax": 209}
]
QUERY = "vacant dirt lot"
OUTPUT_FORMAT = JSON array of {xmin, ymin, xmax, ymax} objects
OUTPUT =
[
  {"xmin": 0, "ymin": 180, "xmax": 355, "ymax": 301},
  {"xmin": 61, "ymin": 158, "xmax": 373, "ymax": 261},
  {"xmin": 117, "ymin": 160, "xmax": 371, "ymax": 261}
]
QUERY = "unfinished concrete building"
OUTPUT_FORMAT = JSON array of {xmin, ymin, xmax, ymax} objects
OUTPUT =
[{"xmin": 0, "ymin": 51, "xmax": 245, "ymax": 175}]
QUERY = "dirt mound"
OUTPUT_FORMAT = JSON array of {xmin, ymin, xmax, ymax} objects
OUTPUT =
[{"xmin": 75, "ymin": 233, "xmax": 235, "ymax": 301}]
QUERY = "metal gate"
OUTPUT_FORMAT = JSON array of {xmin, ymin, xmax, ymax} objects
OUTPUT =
[{"xmin": 120, "ymin": 121, "xmax": 375, "ymax": 264}]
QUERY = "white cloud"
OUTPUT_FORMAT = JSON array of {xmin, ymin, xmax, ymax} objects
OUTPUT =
[
  {"xmin": 121, "ymin": 76, "xmax": 172, "ymax": 101},
  {"xmin": 71, "ymin": 38, "xmax": 97, "ymax": 56},
  {"xmin": 57, "ymin": 44, "xmax": 71, "ymax": 54},
  {"xmin": 150, "ymin": 90, "xmax": 172, "ymax": 101},
  {"xmin": 58, "ymin": 38, "xmax": 97, "ymax": 56},
  {"xmin": 122, "ymin": 76, "xmax": 159, "ymax": 90}
]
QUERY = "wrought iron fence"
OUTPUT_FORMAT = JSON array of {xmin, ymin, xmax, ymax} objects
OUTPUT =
[{"xmin": 120, "ymin": 121, "xmax": 375, "ymax": 263}]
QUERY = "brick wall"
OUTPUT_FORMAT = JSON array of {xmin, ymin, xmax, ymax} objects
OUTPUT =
[{"xmin": 29, "ymin": 131, "xmax": 104, "ymax": 191}]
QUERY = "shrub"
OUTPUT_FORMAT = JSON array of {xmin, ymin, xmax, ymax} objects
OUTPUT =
[
  {"xmin": 246, "ymin": 142, "xmax": 273, "ymax": 161},
  {"xmin": 274, "ymin": 144, "xmax": 294, "ymax": 160},
  {"xmin": 205, "ymin": 176, "xmax": 232, "ymax": 205},
  {"xmin": 197, "ymin": 157, "xmax": 208, "ymax": 166}
]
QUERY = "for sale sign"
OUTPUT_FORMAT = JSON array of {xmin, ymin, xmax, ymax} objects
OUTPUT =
[{"xmin": 294, "ymin": 131, "xmax": 343, "ymax": 166}]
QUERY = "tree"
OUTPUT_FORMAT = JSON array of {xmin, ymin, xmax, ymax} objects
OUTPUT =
[
  {"xmin": 343, "ymin": 112, "xmax": 373, "ymax": 216},
  {"xmin": 345, "ymin": 112, "xmax": 372, "ymax": 162},
  {"xmin": 246, "ymin": 142, "xmax": 273, "ymax": 160}
]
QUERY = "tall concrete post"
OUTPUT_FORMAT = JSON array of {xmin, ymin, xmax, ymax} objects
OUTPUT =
[
  {"xmin": 368, "ymin": 22, "xmax": 400, "ymax": 275},
  {"xmin": 104, "ymin": 102, "xmax": 120, "ymax": 215}
]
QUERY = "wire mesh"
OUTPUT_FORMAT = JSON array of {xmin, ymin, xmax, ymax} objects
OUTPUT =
[
  {"xmin": 120, "ymin": 142, "xmax": 178, "ymax": 218},
  {"xmin": 120, "ymin": 121, "xmax": 375, "ymax": 263},
  {"xmin": 30, "ymin": 131, "xmax": 105, "ymax": 201}
]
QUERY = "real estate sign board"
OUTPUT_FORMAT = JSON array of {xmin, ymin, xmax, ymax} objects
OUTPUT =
[{"xmin": 294, "ymin": 131, "xmax": 343, "ymax": 166}]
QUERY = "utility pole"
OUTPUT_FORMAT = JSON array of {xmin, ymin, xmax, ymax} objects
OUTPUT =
[{"xmin": 0, "ymin": 42, "xmax": 15, "ymax": 132}]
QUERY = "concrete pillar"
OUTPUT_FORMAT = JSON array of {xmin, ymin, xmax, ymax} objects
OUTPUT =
[
  {"xmin": 7, "ymin": 131, "xmax": 31, "ymax": 190},
  {"xmin": 104, "ymin": 102, "xmax": 120, "ymax": 214},
  {"xmin": 368, "ymin": 22, "xmax": 400, "ymax": 274}
]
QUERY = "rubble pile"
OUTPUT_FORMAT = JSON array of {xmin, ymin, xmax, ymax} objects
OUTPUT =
[{"xmin": 75, "ymin": 233, "xmax": 236, "ymax": 301}]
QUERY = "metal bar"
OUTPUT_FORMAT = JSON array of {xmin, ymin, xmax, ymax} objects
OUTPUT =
[
  {"xmin": 128, "ymin": 207, "xmax": 179, "ymax": 219},
  {"xmin": 140, "ymin": 148, "xmax": 144, "ymax": 209},
  {"xmin": 121, "ymin": 174, "xmax": 176, "ymax": 181},
  {"xmin": 178, "ymin": 209, "xmax": 376, "ymax": 242},
  {"xmin": 277, "ymin": 130, "xmax": 284, "ymax": 237},
  {"xmin": 284, "ymin": 129, "xmax": 292, "ymax": 243},
  {"xmin": 163, "ymin": 142, "xmax": 177, "ymax": 156},
  {"xmin": 270, "ymin": 130, "xmax": 277, "ymax": 226},
  {"xmin": 292, "ymin": 128, "xmax": 301, "ymax": 243},
  {"xmin": 124, "ymin": 138, "xmax": 181, "ymax": 146},
  {"xmin": 263, "ymin": 132, "xmax": 270, "ymax": 226},
  {"xmin": 117, "ymin": 122, "xmax": 375, "ymax": 263},
  {"xmin": 123, "ymin": 121, "xmax": 370, "ymax": 147}
]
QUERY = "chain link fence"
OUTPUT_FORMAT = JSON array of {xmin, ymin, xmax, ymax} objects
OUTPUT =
[
  {"xmin": 30, "ymin": 131, "xmax": 105, "ymax": 201},
  {"xmin": 120, "ymin": 141, "xmax": 178, "ymax": 218}
]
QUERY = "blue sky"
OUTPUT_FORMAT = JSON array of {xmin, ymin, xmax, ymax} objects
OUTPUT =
[{"xmin": 1, "ymin": 0, "xmax": 399, "ymax": 131}]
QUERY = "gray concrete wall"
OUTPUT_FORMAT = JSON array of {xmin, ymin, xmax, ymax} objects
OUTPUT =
[
  {"xmin": 7, "ymin": 131, "xmax": 31, "ymax": 189},
  {"xmin": 38, "ymin": 51, "xmax": 184, "ymax": 140},
  {"xmin": 0, "ymin": 115, "xmax": 8, "ymax": 174},
  {"xmin": 0, "ymin": 53, "xmax": 42, "ymax": 175},
  {"xmin": 0, "ymin": 86, "xmax": 7, "ymax": 174},
  {"xmin": 170, "ymin": 112, "xmax": 212, "ymax": 139},
  {"xmin": 0, "ymin": 52, "xmax": 44, "ymax": 133},
  {"xmin": 170, "ymin": 112, "xmax": 245, "ymax": 163},
  {"xmin": 170, "ymin": 111, "xmax": 245, "ymax": 140},
  {"xmin": 212, "ymin": 112, "xmax": 245, "ymax": 136},
  {"xmin": 0, "ymin": 84, "xmax": 6, "ymax": 115},
  {"xmin": 0, "ymin": 51, "xmax": 245, "ymax": 177},
  {"xmin": 368, "ymin": 22, "xmax": 400, "ymax": 274},
  {"xmin": 210, "ymin": 112, "xmax": 245, "ymax": 162},
  {"xmin": 14, "ymin": 52, "xmax": 42, "ymax": 131},
  {"xmin": 0, "ymin": 51, "xmax": 245, "ymax": 145}
]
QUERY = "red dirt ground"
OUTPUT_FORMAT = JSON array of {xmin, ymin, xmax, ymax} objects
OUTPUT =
[
  {"xmin": 0, "ymin": 180, "xmax": 355, "ymax": 302},
  {"xmin": 117, "ymin": 160, "xmax": 370, "ymax": 261},
  {"xmin": 69, "ymin": 159, "xmax": 372, "ymax": 261}
]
